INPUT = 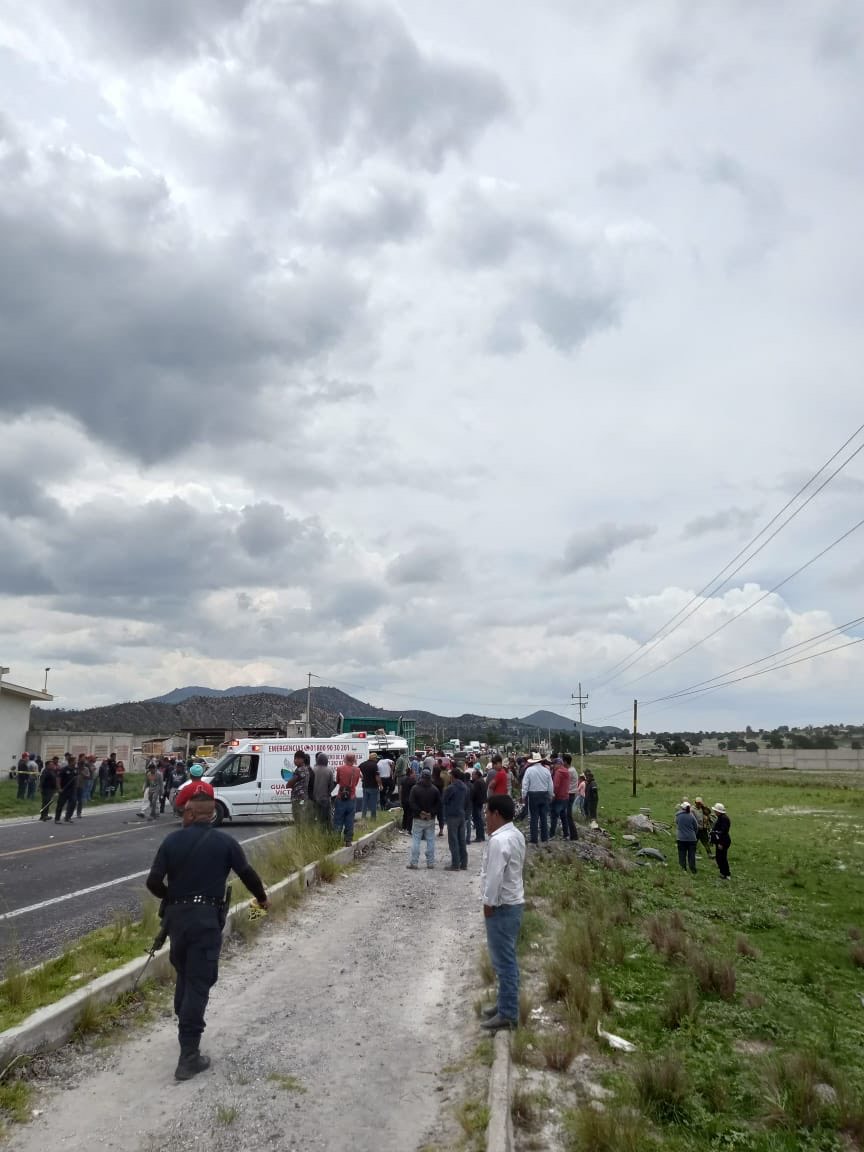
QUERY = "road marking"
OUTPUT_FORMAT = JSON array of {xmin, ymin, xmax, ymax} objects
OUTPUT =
[
  {"xmin": 0, "ymin": 825, "xmax": 153, "ymax": 859},
  {"xmin": 0, "ymin": 827, "xmax": 287, "ymax": 922}
]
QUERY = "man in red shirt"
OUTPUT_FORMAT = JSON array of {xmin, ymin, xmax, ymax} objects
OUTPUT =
[
  {"xmin": 333, "ymin": 753, "xmax": 361, "ymax": 846},
  {"xmin": 488, "ymin": 754, "xmax": 510, "ymax": 797},
  {"xmin": 550, "ymin": 757, "xmax": 572, "ymax": 840},
  {"xmin": 174, "ymin": 764, "xmax": 215, "ymax": 814}
]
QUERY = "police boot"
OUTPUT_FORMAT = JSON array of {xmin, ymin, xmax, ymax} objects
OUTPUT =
[{"xmin": 175, "ymin": 1044, "xmax": 212, "ymax": 1081}]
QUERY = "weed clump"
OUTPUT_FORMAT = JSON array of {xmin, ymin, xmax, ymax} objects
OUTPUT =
[
  {"xmin": 686, "ymin": 950, "xmax": 736, "ymax": 1000},
  {"xmin": 633, "ymin": 1052, "xmax": 689, "ymax": 1123},
  {"xmin": 645, "ymin": 915, "xmax": 688, "ymax": 962},
  {"xmin": 563, "ymin": 1105, "xmax": 648, "ymax": 1152},
  {"xmin": 661, "ymin": 977, "xmax": 699, "ymax": 1030},
  {"xmin": 540, "ymin": 1029, "xmax": 580, "ymax": 1071}
]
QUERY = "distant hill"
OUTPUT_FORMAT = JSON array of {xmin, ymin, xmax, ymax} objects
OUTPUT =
[
  {"xmin": 32, "ymin": 685, "xmax": 623, "ymax": 740},
  {"xmin": 148, "ymin": 685, "xmax": 295, "ymax": 704},
  {"xmin": 519, "ymin": 709, "xmax": 622, "ymax": 735}
]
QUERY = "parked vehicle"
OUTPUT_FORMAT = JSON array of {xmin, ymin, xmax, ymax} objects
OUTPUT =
[{"xmin": 203, "ymin": 737, "xmax": 370, "ymax": 825}]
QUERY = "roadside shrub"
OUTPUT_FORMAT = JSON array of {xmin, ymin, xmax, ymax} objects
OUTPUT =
[
  {"xmin": 563, "ymin": 1106, "xmax": 648, "ymax": 1152},
  {"xmin": 512, "ymin": 1084, "xmax": 545, "ymax": 1132},
  {"xmin": 661, "ymin": 977, "xmax": 699, "ymax": 1030},
  {"xmin": 645, "ymin": 916, "xmax": 688, "ymax": 962},
  {"xmin": 540, "ymin": 1028, "xmax": 580, "ymax": 1071},
  {"xmin": 545, "ymin": 957, "xmax": 572, "ymax": 1002},
  {"xmin": 763, "ymin": 1053, "xmax": 835, "ymax": 1130},
  {"xmin": 687, "ymin": 950, "xmax": 736, "ymax": 1000},
  {"xmin": 633, "ymin": 1053, "xmax": 689, "ymax": 1123},
  {"xmin": 736, "ymin": 935, "xmax": 760, "ymax": 959}
]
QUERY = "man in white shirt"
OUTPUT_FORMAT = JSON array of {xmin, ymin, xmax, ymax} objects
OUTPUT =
[
  {"xmin": 479, "ymin": 794, "xmax": 526, "ymax": 1032},
  {"xmin": 520, "ymin": 754, "xmax": 554, "ymax": 845},
  {"xmin": 376, "ymin": 754, "xmax": 394, "ymax": 810}
]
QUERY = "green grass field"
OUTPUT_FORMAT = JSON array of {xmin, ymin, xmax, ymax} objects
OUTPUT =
[{"xmin": 514, "ymin": 756, "xmax": 864, "ymax": 1152}]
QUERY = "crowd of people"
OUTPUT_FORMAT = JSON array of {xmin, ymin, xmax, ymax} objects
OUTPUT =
[{"xmin": 12, "ymin": 751, "xmax": 128, "ymax": 821}]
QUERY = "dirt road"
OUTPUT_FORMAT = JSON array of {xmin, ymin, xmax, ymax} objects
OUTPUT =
[{"xmin": 8, "ymin": 835, "xmax": 485, "ymax": 1152}]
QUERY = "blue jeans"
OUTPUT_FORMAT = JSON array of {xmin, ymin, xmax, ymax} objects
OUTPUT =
[
  {"xmin": 361, "ymin": 787, "xmax": 378, "ymax": 819},
  {"xmin": 27, "ymin": 775, "xmax": 37, "ymax": 800},
  {"xmin": 410, "ymin": 819, "xmax": 436, "ymax": 866},
  {"xmin": 527, "ymin": 793, "xmax": 549, "ymax": 844},
  {"xmin": 549, "ymin": 799, "xmax": 569, "ymax": 839},
  {"xmin": 485, "ymin": 903, "xmax": 524, "ymax": 1023},
  {"xmin": 333, "ymin": 798, "xmax": 356, "ymax": 844},
  {"xmin": 446, "ymin": 816, "xmax": 467, "ymax": 868}
]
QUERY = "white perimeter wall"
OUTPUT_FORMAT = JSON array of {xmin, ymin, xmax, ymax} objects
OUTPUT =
[{"xmin": 728, "ymin": 749, "xmax": 864, "ymax": 772}]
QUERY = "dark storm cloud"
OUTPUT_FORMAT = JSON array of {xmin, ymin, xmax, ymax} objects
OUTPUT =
[
  {"xmin": 560, "ymin": 523, "xmax": 656, "ymax": 575},
  {"xmin": 0, "ymin": 133, "xmax": 364, "ymax": 461},
  {"xmin": 0, "ymin": 494, "xmax": 328, "ymax": 607},
  {"xmin": 252, "ymin": 1, "xmax": 510, "ymax": 171},
  {"xmin": 0, "ymin": 459, "xmax": 63, "ymax": 521}
]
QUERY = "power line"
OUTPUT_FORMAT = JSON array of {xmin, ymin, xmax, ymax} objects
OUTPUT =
[
  {"xmin": 647, "ymin": 614, "xmax": 864, "ymax": 702},
  {"xmin": 616, "ymin": 513, "xmax": 864, "ymax": 692},
  {"xmin": 591, "ymin": 614, "xmax": 864, "ymax": 725},
  {"xmin": 591, "ymin": 421, "xmax": 864, "ymax": 692},
  {"xmin": 649, "ymin": 635, "xmax": 864, "ymax": 704}
]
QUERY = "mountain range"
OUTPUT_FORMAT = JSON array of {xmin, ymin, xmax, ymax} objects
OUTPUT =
[{"xmin": 31, "ymin": 684, "xmax": 623, "ymax": 738}]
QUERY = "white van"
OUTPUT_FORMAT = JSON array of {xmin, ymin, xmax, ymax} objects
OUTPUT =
[{"xmin": 202, "ymin": 737, "xmax": 370, "ymax": 825}]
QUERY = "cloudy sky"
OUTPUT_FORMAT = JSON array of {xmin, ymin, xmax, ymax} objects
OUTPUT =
[{"xmin": 1, "ymin": 0, "xmax": 862, "ymax": 730}]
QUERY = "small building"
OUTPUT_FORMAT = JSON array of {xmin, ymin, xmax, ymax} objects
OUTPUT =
[{"xmin": 0, "ymin": 678, "xmax": 53, "ymax": 775}]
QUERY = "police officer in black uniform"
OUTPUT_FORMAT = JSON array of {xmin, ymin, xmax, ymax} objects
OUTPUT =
[{"xmin": 146, "ymin": 790, "xmax": 270, "ymax": 1080}]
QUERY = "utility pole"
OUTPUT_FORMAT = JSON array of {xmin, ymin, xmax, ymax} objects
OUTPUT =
[
  {"xmin": 571, "ymin": 682, "xmax": 588, "ymax": 777},
  {"xmin": 306, "ymin": 673, "xmax": 314, "ymax": 739},
  {"xmin": 632, "ymin": 699, "xmax": 638, "ymax": 798}
]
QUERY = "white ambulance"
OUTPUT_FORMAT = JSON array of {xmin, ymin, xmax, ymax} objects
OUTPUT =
[{"xmin": 202, "ymin": 736, "xmax": 369, "ymax": 825}]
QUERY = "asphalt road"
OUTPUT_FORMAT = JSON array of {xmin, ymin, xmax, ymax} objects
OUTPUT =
[{"xmin": 0, "ymin": 802, "xmax": 289, "ymax": 968}]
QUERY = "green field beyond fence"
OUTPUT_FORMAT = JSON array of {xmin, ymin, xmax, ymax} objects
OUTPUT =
[{"xmin": 517, "ymin": 756, "xmax": 864, "ymax": 1152}]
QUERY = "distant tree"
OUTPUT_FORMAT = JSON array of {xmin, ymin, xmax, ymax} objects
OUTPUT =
[
  {"xmin": 745, "ymin": 741, "xmax": 759, "ymax": 753},
  {"xmin": 669, "ymin": 739, "xmax": 690, "ymax": 756},
  {"xmin": 484, "ymin": 731, "xmax": 498, "ymax": 746},
  {"xmin": 726, "ymin": 736, "xmax": 742, "ymax": 751},
  {"xmin": 718, "ymin": 742, "xmax": 727, "ymax": 751},
  {"xmin": 745, "ymin": 725, "xmax": 754, "ymax": 735},
  {"xmin": 852, "ymin": 740, "xmax": 862, "ymax": 751},
  {"xmin": 766, "ymin": 732, "xmax": 785, "ymax": 749},
  {"xmin": 811, "ymin": 736, "xmax": 838, "ymax": 750},
  {"xmin": 790, "ymin": 734, "xmax": 812, "ymax": 749}
]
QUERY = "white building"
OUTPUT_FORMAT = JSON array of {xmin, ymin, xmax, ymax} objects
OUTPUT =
[{"xmin": 0, "ymin": 677, "xmax": 53, "ymax": 776}]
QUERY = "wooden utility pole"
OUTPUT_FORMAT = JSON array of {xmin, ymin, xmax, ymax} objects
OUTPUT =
[
  {"xmin": 632, "ymin": 699, "xmax": 638, "ymax": 797},
  {"xmin": 572, "ymin": 683, "xmax": 589, "ymax": 777},
  {"xmin": 306, "ymin": 673, "xmax": 314, "ymax": 738}
]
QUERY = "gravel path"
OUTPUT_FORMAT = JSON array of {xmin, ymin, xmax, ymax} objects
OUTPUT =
[{"xmin": 7, "ymin": 835, "xmax": 485, "ymax": 1152}]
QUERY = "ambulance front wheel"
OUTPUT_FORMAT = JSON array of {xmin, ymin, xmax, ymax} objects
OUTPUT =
[{"xmin": 213, "ymin": 801, "xmax": 228, "ymax": 826}]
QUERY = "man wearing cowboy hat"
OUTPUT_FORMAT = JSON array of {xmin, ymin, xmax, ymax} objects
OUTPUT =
[
  {"xmin": 520, "ymin": 752, "xmax": 553, "ymax": 845},
  {"xmin": 675, "ymin": 801, "xmax": 699, "ymax": 874}
]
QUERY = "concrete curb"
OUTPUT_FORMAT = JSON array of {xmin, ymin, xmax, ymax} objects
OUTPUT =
[
  {"xmin": 486, "ymin": 1030, "xmax": 514, "ymax": 1152},
  {"xmin": 0, "ymin": 820, "xmax": 397, "ymax": 1065}
]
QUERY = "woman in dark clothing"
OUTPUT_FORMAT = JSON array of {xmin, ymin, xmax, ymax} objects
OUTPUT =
[
  {"xmin": 584, "ymin": 771, "xmax": 599, "ymax": 823},
  {"xmin": 710, "ymin": 802, "xmax": 732, "ymax": 879},
  {"xmin": 400, "ymin": 766, "xmax": 417, "ymax": 833}
]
